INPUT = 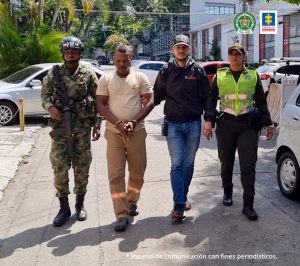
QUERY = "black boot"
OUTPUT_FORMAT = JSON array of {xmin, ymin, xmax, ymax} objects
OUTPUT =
[
  {"xmin": 242, "ymin": 195, "xmax": 258, "ymax": 221},
  {"xmin": 75, "ymin": 194, "xmax": 87, "ymax": 221},
  {"xmin": 53, "ymin": 197, "xmax": 71, "ymax": 227},
  {"xmin": 114, "ymin": 217, "xmax": 129, "ymax": 232},
  {"xmin": 222, "ymin": 186, "xmax": 233, "ymax": 206},
  {"xmin": 129, "ymin": 205, "xmax": 139, "ymax": 216}
]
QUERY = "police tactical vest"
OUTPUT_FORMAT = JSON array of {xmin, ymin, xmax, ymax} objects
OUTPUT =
[{"xmin": 217, "ymin": 67, "xmax": 257, "ymax": 116}]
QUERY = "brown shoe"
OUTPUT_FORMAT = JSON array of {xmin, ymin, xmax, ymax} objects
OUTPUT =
[
  {"xmin": 171, "ymin": 210, "xmax": 185, "ymax": 221},
  {"xmin": 184, "ymin": 201, "xmax": 192, "ymax": 211}
]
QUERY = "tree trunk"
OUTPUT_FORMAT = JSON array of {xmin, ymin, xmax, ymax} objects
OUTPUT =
[
  {"xmin": 51, "ymin": 6, "xmax": 60, "ymax": 29},
  {"xmin": 38, "ymin": 0, "xmax": 44, "ymax": 24}
]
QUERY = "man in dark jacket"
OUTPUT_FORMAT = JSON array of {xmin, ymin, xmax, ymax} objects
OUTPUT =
[{"xmin": 153, "ymin": 34, "xmax": 215, "ymax": 221}]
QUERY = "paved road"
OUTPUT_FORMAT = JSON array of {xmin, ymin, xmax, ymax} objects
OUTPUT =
[{"xmin": 0, "ymin": 107, "xmax": 300, "ymax": 266}]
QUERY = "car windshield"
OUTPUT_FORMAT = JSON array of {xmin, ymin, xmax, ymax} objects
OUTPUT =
[
  {"xmin": 256, "ymin": 64, "xmax": 279, "ymax": 74},
  {"xmin": 2, "ymin": 66, "xmax": 43, "ymax": 84},
  {"xmin": 131, "ymin": 60, "xmax": 147, "ymax": 67}
]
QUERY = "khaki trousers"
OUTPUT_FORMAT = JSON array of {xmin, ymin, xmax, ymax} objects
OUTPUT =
[{"xmin": 104, "ymin": 128, "xmax": 147, "ymax": 219}]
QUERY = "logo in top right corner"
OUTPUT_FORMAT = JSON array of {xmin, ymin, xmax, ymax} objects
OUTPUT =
[{"xmin": 260, "ymin": 10, "xmax": 277, "ymax": 34}]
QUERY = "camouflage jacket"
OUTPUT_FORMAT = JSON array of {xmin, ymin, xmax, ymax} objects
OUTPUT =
[{"xmin": 41, "ymin": 63, "xmax": 98, "ymax": 129}]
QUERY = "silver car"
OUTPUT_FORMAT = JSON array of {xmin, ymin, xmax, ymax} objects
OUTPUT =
[
  {"xmin": 276, "ymin": 83, "xmax": 300, "ymax": 199},
  {"xmin": 0, "ymin": 63, "xmax": 104, "ymax": 126}
]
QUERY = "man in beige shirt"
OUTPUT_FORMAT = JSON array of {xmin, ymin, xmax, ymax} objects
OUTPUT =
[{"xmin": 96, "ymin": 44, "xmax": 153, "ymax": 232}]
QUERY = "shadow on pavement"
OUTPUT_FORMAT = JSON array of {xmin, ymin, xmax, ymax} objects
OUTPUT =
[{"xmin": 0, "ymin": 219, "xmax": 76, "ymax": 259}]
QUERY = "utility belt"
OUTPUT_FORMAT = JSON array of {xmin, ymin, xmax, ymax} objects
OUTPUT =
[{"xmin": 223, "ymin": 112, "xmax": 250, "ymax": 121}]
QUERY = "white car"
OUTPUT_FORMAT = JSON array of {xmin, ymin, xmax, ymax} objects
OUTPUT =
[
  {"xmin": 256, "ymin": 59, "xmax": 300, "ymax": 93},
  {"xmin": 131, "ymin": 61, "xmax": 166, "ymax": 86},
  {"xmin": 276, "ymin": 83, "xmax": 300, "ymax": 199},
  {"xmin": 0, "ymin": 62, "xmax": 104, "ymax": 126}
]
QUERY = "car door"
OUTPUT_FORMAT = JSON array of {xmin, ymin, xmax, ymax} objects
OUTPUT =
[
  {"xmin": 138, "ymin": 63, "xmax": 165, "ymax": 85},
  {"xmin": 24, "ymin": 70, "xmax": 49, "ymax": 115},
  {"xmin": 282, "ymin": 87, "xmax": 300, "ymax": 161},
  {"xmin": 203, "ymin": 64, "xmax": 217, "ymax": 85}
]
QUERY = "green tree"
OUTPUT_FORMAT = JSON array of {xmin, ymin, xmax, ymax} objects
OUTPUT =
[
  {"xmin": 0, "ymin": 3, "xmax": 64, "ymax": 78},
  {"xmin": 265, "ymin": 0, "xmax": 300, "ymax": 4},
  {"xmin": 103, "ymin": 34, "xmax": 128, "ymax": 53},
  {"xmin": 209, "ymin": 38, "xmax": 221, "ymax": 60}
]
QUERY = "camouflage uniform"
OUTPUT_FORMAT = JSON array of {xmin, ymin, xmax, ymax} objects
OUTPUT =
[{"xmin": 41, "ymin": 63, "xmax": 98, "ymax": 197}]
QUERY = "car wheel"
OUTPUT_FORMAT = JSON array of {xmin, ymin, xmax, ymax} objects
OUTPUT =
[
  {"xmin": 277, "ymin": 151, "xmax": 300, "ymax": 200},
  {"xmin": 0, "ymin": 101, "xmax": 18, "ymax": 126}
]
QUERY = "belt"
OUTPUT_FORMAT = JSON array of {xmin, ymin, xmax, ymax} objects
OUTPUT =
[{"xmin": 223, "ymin": 112, "xmax": 250, "ymax": 121}]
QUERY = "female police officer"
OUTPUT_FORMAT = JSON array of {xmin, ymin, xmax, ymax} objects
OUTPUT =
[{"xmin": 211, "ymin": 42, "xmax": 273, "ymax": 221}]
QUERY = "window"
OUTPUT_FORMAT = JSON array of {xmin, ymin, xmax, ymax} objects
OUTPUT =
[
  {"xmin": 290, "ymin": 14, "xmax": 300, "ymax": 38},
  {"xmin": 3, "ymin": 66, "xmax": 43, "ymax": 84},
  {"xmin": 139, "ymin": 63, "xmax": 164, "ymax": 71},
  {"xmin": 296, "ymin": 92, "xmax": 300, "ymax": 107},
  {"xmin": 203, "ymin": 65, "xmax": 217, "ymax": 75},
  {"xmin": 276, "ymin": 66, "xmax": 286, "ymax": 74},
  {"xmin": 32, "ymin": 71, "xmax": 48, "ymax": 82},
  {"xmin": 285, "ymin": 65, "xmax": 300, "ymax": 75},
  {"xmin": 205, "ymin": 3, "xmax": 235, "ymax": 15},
  {"xmin": 277, "ymin": 65, "xmax": 300, "ymax": 75}
]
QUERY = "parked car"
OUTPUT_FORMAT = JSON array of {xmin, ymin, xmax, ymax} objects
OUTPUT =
[
  {"xmin": 256, "ymin": 58, "xmax": 300, "ymax": 93},
  {"xmin": 81, "ymin": 58, "xmax": 100, "ymax": 68},
  {"xmin": 131, "ymin": 60, "xmax": 166, "ymax": 86},
  {"xmin": 0, "ymin": 62, "xmax": 104, "ymax": 126},
  {"xmin": 276, "ymin": 83, "xmax": 300, "ymax": 199},
  {"xmin": 96, "ymin": 55, "xmax": 109, "ymax": 65},
  {"xmin": 199, "ymin": 61, "xmax": 230, "ymax": 85}
]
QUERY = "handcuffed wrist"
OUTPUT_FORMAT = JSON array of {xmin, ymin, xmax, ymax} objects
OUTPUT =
[
  {"xmin": 114, "ymin": 120, "xmax": 123, "ymax": 128},
  {"xmin": 95, "ymin": 114, "xmax": 103, "ymax": 127},
  {"xmin": 129, "ymin": 120, "xmax": 137, "ymax": 127}
]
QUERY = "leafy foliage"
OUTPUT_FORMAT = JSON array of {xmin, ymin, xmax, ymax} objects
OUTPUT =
[
  {"xmin": 265, "ymin": 0, "xmax": 300, "ymax": 4},
  {"xmin": 0, "ymin": 3, "xmax": 64, "ymax": 78},
  {"xmin": 209, "ymin": 38, "xmax": 221, "ymax": 60},
  {"xmin": 103, "ymin": 34, "xmax": 129, "ymax": 53}
]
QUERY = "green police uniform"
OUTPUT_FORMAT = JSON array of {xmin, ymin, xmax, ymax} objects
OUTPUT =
[
  {"xmin": 212, "ymin": 65, "xmax": 272, "ymax": 221},
  {"xmin": 217, "ymin": 67, "xmax": 257, "ymax": 115}
]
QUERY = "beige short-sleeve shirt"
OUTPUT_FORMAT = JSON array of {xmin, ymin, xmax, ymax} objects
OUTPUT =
[{"xmin": 96, "ymin": 70, "xmax": 152, "ymax": 132}]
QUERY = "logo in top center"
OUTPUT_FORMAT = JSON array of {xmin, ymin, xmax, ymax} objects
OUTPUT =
[{"xmin": 234, "ymin": 12, "xmax": 256, "ymax": 34}]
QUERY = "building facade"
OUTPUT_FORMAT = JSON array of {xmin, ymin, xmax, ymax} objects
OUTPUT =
[{"xmin": 189, "ymin": 0, "xmax": 300, "ymax": 63}]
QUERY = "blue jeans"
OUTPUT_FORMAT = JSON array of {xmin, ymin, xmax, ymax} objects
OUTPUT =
[{"xmin": 166, "ymin": 119, "xmax": 201, "ymax": 207}]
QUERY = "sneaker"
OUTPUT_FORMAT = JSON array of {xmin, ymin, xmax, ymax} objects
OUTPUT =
[
  {"xmin": 129, "ymin": 205, "xmax": 139, "ymax": 216},
  {"xmin": 114, "ymin": 217, "xmax": 128, "ymax": 232},
  {"xmin": 184, "ymin": 201, "xmax": 192, "ymax": 211}
]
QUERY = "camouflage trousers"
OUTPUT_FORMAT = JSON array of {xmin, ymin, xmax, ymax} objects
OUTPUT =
[{"xmin": 50, "ymin": 128, "xmax": 92, "ymax": 197}]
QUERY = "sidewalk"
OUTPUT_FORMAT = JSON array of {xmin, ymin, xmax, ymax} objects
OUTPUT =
[
  {"xmin": 1, "ymin": 106, "xmax": 300, "ymax": 266},
  {"xmin": 0, "ymin": 124, "xmax": 41, "ymax": 201}
]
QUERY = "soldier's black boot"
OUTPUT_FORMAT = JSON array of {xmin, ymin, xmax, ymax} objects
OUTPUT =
[
  {"xmin": 242, "ymin": 195, "xmax": 258, "ymax": 221},
  {"xmin": 222, "ymin": 186, "xmax": 233, "ymax": 206},
  {"xmin": 75, "ymin": 194, "xmax": 87, "ymax": 221},
  {"xmin": 53, "ymin": 197, "xmax": 71, "ymax": 227}
]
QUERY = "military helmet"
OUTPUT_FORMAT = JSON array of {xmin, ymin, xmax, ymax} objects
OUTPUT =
[{"xmin": 60, "ymin": 36, "xmax": 84, "ymax": 52}]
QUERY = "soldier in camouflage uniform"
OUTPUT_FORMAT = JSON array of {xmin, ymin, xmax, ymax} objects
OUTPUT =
[{"xmin": 41, "ymin": 36, "xmax": 101, "ymax": 227}]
